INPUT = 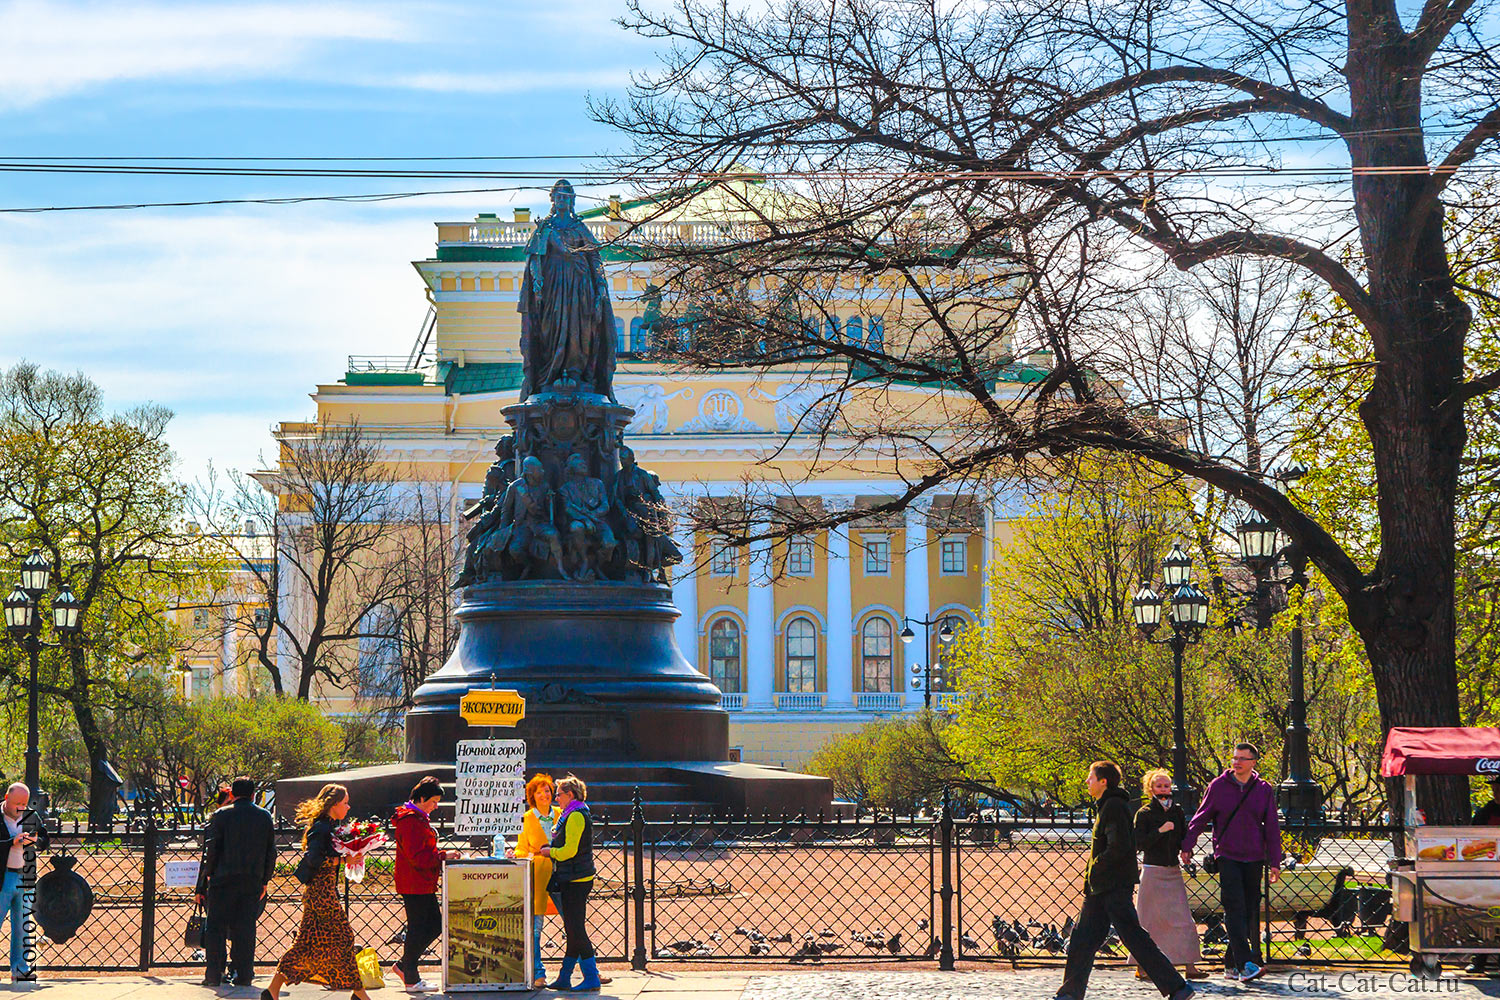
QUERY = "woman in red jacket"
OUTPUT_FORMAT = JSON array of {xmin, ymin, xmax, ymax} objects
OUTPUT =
[{"xmin": 390, "ymin": 776, "xmax": 458, "ymax": 992}]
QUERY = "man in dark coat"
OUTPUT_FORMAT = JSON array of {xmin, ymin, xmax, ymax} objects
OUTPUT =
[
  {"xmin": 1056, "ymin": 762, "xmax": 1192, "ymax": 1000},
  {"xmin": 195, "ymin": 777, "xmax": 277, "ymax": 987}
]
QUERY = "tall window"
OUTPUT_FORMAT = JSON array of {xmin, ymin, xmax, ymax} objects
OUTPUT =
[
  {"xmin": 357, "ymin": 605, "xmax": 403, "ymax": 700},
  {"xmin": 629, "ymin": 317, "xmax": 647, "ymax": 353},
  {"xmin": 710, "ymin": 542, "xmax": 737, "ymax": 577},
  {"xmin": 785, "ymin": 617, "xmax": 817, "ymax": 692},
  {"xmin": 846, "ymin": 316, "xmax": 863, "ymax": 348},
  {"xmin": 191, "ymin": 666, "xmax": 212, "ymax": 701},
  {"xmin": 863, "ymin": 536, "xmax": 891, "ymax": 575},
  {"xmin": 824, "ymin": 316, "xmax": 841, "ymax": 343},
  {"xmin": 192, "ymin": 607, "xmax": 211, "ymax": 630},
  {"xmin": 860, "ymin": 617, "xmax": 894, "ymax": 692},
  {"xmin": 615, "ymin": 317, "xmax": 626, "ymax": 354},
  {"xmin": 786, "ymin": 536, "xmax": 814, "ymax": 576},
  {"xmin": 940, "ymin": 536, "xmax": 968, "ymax": 575},
  {"xmin": 709, "ymin": 618, "xmax": 742, "ymax": 692},
  {"xmin": 867, "ymin": 316, "xmax": 885, "ymax": 352}
]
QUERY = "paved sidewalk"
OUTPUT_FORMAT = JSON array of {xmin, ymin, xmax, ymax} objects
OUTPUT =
[{"xmin": 12, "ymin": 970, "xmax": 1500, "ymax": 1000}]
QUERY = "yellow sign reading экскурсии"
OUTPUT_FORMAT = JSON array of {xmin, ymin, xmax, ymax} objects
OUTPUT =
[{"xmin": 459, "ymin": 690, "xmax": 526, "ymax": 727}]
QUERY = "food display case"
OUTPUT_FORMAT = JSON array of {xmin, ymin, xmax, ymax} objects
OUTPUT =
[{"xmin": 1381, "ymin": 727, "xmax": 1500, "ymax": 978}]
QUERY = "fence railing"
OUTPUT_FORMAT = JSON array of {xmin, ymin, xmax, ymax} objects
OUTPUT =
[{"xmin": 9, "ymin": 804, "xmax": 1405, "ymax": 973}]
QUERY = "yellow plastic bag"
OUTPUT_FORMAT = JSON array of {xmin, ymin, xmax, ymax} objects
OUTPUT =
[{"xmin": 355, "ymin": 947, "xmax": 385, "ymax": 990}]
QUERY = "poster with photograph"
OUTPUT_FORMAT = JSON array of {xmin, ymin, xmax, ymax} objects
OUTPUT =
[{"xmin": 442, "ymin": 859, "xmax": 532, "ymax": 991}]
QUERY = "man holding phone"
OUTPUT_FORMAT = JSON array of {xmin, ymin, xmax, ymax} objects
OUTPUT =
[{"xmin": 1, "ymin": 782, "xmax": 48, "ymax": 983}]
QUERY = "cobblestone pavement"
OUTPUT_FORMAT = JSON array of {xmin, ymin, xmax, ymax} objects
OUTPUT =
[
  {"xmin": 18, "ymin": 969, "xmax": 1500, "ymax": 1000},
  {"xmin": 739, "ymin": 970, "xmax": 1500, "ymax": 999}
]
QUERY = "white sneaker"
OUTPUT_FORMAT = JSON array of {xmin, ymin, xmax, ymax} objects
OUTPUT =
[
  {"xmin": 1241, "ymin": 962, "xmax": 1265, "ymax": 982},
  {"xmin": 404, "ymin": 980, "xmax": 434, "ymax": 993}
]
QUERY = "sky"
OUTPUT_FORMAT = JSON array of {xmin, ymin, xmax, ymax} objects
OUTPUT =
[{"xmin": 0, "ymin": 0, "xmax": 654, "ymax": 481}]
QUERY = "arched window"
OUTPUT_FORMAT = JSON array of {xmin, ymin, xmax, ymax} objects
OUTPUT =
[
  {"xmin": 867, "ymin": 316, "xmax": 885, "ymax": 352},
  {"xmin": 784, "ymin": 616, "xmax": 818, "ymax": 692},
  {"xmin": 615, "ymin": 316, "xmax": 626, "ymax": 355},
  {"xmin": 846, "ymin": 316, "xmax": 863, "ymax": 348},
  {"xmin": 860, "ymin": 617, "xmax": 894, "ymax": 692},
  {"xmin": 709, "ymin": 617, "xmax": 743, "ymax": 692},
  {"xmin": 936, "ymin": 614, "xmax": 968, "ymax": 687},
  {"xmin": 824, "ymin": 316, "xmax": 841, "ymax": 343},
  {"xmin": 629, "ymin": 316, "xmax": 647, "ymax": 354}
]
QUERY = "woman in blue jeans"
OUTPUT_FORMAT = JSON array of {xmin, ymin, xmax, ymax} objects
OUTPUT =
[{"xmin": 1, "ymin": 783, "xmax": 46, "ymax": 984}]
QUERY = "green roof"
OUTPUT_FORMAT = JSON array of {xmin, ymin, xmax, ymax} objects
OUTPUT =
[
  {"xmin": 443, "ymin": 361, "xmax": 524, "ymax": 395},
  {"xmin": 345, "ymin": 371, "xmax": 425, "ymax": 386}
]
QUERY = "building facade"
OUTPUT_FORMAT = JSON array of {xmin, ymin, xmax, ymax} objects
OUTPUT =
[{"xmin": 272, "ymin": 178, "xmax": 1045, "ymax": 769}]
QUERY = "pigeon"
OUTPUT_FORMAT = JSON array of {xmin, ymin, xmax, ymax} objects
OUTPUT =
[
  {"xmin": 1294, "ymin": 942, "xmax": 1312, "ymax": 957},
  {"xmin": 818, "ymin": 929, "xmax": 838, "ymax": 939},
  {"xmin": 771, "ymin": 932, "xmax": 794, "ymax": 944},
  {"xmin": 918, "ymin": 917, "xmax": 930, "ymax": 931},
  {"xmin": 793, "ymin": 940, "xmax": 822, "ymax": 961},
  {"xmin": 693, "ymin": 946, "xmax": 714, "ymax": 957},
  {"xmin": 709, "ymin": 932, "xmax": 723, "ymax": 942},
  {"xmin": 386, "ymin": 929, "xmax": 408, "ymax": 946},
  {"xmin": 669, "ymin": 939, "xmax": 701, "ymax": 953},
  {"xmin": 886, "ymin": 933, "xmax": 901, "ymax": 955},
  {"xmin": 544, "ymin": 939, "xmax": 556, "ymax": 949},
  {"xmin": 924, "ymin": 937, "xmax": 941, "ymax": 959},
  {"xmin": 735, "ymin": 926, "xmax": 752, "ymax": 936},
  {"xmin": 749, "ymin": 942, "xmax": 770, "ymax": 956},
  {"xmin": 817, "ymin": 942, "xmax": 843, "ymax": 954},
  {"xmin": 960, "ymin": 933, "xmax": 981, "ymax": 951},
  {"xmin": 747, "ymin": 931, "xmax": 766, "ymax": 943},
  {"xmin": 864, "ymin": 937, "xmax": 885, "ymax": 951}
]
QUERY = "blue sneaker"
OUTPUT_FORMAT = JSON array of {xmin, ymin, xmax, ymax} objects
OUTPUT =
[{"xmin": 1241, "ymin": 961, "xmax": 1265, "ymax": 982}]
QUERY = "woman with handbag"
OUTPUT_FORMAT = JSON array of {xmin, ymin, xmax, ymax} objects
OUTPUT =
[
  {"xmin": 262, "ymin": 784, "xmax": 375, "ymax": 1000},
  {"xmin": 1131, "ymin": 770, "xmax": 1205, "ymax": 981},
  {"xmin": 535, "ymin": 775, "xmax": 601, "ymax": 992}
]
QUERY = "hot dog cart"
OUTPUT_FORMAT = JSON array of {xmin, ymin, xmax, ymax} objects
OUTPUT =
[{"xmin": 1381, "ymin": 727, "xmax": 1500, "ymax": 979}]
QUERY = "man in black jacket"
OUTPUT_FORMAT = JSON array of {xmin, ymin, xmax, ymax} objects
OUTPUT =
[
  {"xmin": 1057, "ymin": 762, "xmax": 1193, "ymax": 1000},
  {"xmin": 194, "ymin": 777, "xmax": 277, "ymax": 988}
]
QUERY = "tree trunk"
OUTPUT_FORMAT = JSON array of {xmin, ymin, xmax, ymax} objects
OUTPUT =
[
  {"xmin": 1344, "ymin": 15, "xmax": 1471, "ymax": 823},
  {"xmin": 71, "ymin": 699, "xmax": 116, "ymax": 829}
]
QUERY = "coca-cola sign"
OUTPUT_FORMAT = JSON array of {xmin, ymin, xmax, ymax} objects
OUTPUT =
[{"xmin": 1477, "ymin": 758, "xmax": 1500, "ymax": 775}]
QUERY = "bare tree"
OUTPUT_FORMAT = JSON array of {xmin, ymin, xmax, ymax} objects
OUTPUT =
[
  {"xmin": 193, "ymin": 421, "xmax": 408, "ymax": 700},
  {"xmin": 595, "ymin": 0, "xmax": 1500, "ymax": 820}
]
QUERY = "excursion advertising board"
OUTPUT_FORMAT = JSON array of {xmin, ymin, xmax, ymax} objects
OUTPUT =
[{"xmin": 442, "ymin": 858, "xmax": 533, "ymax": 991}]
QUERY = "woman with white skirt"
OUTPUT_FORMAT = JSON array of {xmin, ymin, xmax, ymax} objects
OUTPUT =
[{"xmin": 1132, "ymin": 769, "xmax": 1206, "ymax": 980}]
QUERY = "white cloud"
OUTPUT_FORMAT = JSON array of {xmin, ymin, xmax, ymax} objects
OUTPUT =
[
  {"xmin": 0, "ymin": 0, "xmax": 410, "ymax": 109},
  {"xmin": 0, "ymin": 206, "xmax": 437, "ymax": 477},
  {"xmin": 382, "ymin": 69, "xmax": 635, "ymax": 94}
]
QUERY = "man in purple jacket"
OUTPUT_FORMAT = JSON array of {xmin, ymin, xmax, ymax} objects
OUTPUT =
[{"xmin": 1180, "ymin": 743, "xmax": 1283, "ymax": 982}]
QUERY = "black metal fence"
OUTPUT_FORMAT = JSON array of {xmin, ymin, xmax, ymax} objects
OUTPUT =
[{"xmin": 9, "ymin": 803, "xmax": 1405, "ymax": 973}]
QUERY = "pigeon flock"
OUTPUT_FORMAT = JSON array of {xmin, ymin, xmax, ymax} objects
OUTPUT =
[{"xmin": 643, "ymin": 910, "xmax": 1236, "ymax": 965}]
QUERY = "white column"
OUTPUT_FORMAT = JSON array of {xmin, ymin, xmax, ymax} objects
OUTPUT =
[
  {"xmin": 671, "ymin": 521, "xmax": 699, "ymax": 669},
  {"xmin": 824, "ymin": 498, "xmax": 855, "ymax": 709},
  {"xmin": 221, "ymin": 606, "xmax": 238, "ymax": 697},
  {"xmin": 746, "ymin": 524, "xmax": 776, "ymax": 710},
  {"xmin": 981, "ymin": 491, "xmax": 997, "ymax": 628},
  {"xmin": 903, "ymin": 499, "xmax": 932, "ymax": 709}
]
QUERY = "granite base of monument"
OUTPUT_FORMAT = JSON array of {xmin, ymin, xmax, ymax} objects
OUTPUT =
[{"xmin": 277, "ymin": 579, "xmax": 839, "ymax": 822}]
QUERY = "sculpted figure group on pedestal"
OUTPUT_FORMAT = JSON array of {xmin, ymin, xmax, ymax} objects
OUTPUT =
[{"xmin": 452, "ymin": 178, "xmax": 682, "ymax": 588}]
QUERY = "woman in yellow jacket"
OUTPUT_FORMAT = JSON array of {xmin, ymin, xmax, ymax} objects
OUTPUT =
[{"xmin": 512, "ymin": 774, "xmax": 560, "ymax": 989}]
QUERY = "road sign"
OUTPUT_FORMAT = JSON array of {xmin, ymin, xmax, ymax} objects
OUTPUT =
[{"xmin": 460, "ymin": 690, "xmax": 526, "ymax": 727}]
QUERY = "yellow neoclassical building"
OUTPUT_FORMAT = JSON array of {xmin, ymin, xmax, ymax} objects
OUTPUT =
[{"xmin": 272, "ymin": 178, "xmax": 1049, "ymax": 769}]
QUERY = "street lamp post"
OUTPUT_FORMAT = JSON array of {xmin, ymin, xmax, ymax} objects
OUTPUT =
[
  {"xmin": 901, "ymin": 616, "xmax": 955, "ymax": 710},
  {"xmin": 3, "ymin": 549, "xmax": 84, "ymax": 797},
  {"xmin": 1132, "ymin": 543, "xmax": 1210, "ymax": 815},
  {"xmin": 1236, "ymin": 485, "xmax": 1323, "ymax": 826}
]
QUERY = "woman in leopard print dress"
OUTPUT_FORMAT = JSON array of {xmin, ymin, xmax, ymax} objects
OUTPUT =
[{"xmin": 262, "ymin": 785, "xmax": 374, "ymax": 1000}]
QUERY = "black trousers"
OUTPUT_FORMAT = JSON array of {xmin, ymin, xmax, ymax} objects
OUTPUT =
[
  {"xmin": 557, "ymin": 879, "xmax": 595, "ymax": 960},
  {"xmin": 1059, "ymin": 886, "xmax": 1186, "ymax": 1000},
  {"xmin": 204, "ymin": 878, "xmax": 263, "ymax": 985},
  {"xmin": 399, "ymin": 893, "xmax": 443, "ymax": 984},
  {"xmin": 1217, "ymin": 859, "xmax": 1264, "ymax": 971}
]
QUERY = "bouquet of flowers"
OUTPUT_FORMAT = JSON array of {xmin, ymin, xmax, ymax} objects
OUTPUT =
[{"xmin": 332, "ymin": 820, "xmax": 389, "ymax": 883}]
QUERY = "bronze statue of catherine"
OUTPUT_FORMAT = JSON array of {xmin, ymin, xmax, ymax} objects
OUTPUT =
[{"xmin": 518, "ymin": 179, "xmax": 617, "ymax": 401}]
